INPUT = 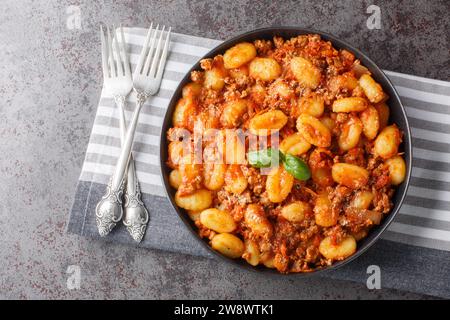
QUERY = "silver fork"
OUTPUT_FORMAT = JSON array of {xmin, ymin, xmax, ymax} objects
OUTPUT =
[
  {"xmin": 124, "ymin": 24, "xmax": 170, "ymax": 241},
  {"xmin": 96, "ymin": 25, "xmax": 148, "ymax": 241},
  {"xmin": 95, "ymin": 24, "xmax": 171, "ymax": 239},
  {"xmin": 112, "ymin": 26, "xmax": 150, "ymax": 242}
]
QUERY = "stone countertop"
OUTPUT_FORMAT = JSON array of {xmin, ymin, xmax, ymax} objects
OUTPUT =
[{"xmin": 0, "ymin": 0, "xmax": 447, "ymax": 299}]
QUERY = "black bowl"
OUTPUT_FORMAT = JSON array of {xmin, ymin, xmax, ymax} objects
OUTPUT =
[{"xmin": 159, "ymin": 27, "xmax": 412, "ymax": 276}]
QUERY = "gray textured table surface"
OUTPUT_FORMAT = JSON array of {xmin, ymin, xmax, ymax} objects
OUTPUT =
[{"xmin": 0, "ymin": 0, "xmax": 448, "ymax": 299}]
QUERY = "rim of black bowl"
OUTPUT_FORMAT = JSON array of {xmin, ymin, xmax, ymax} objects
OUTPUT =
[{"xmin": 159, "ymin": 26, "xmax": 412, "ymax": 277}]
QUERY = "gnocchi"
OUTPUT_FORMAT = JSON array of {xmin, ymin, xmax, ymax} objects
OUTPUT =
[
  {"xmin": 266, "ymin": 166, "xmax": 294, "ymax": 203},
  {"xmin": 338, "ymin": 116, "xmax": 363, "ymax": 151},
  {"xmin": 211, "ymin": 233, "xmax": 245, "ymax": 259},
  {"xmin": 281, "ymin": 201, "xmax": 311, "ymax": 223},
  {"xmin": 319, "ymin": 235, "xmax": 357, "ymax": 261},
  {"xmin": 279, "ymin": 133, "xmax": 311, "ymax": 156},
  {"xmin": 169, "ymin": 169, "xmax": 182, "ymax": 189},
  {"xmin": 332, "ymin": 97, "xmax": 368, "ymax": 113},
  {"xmin": 270, "ymin": 80, "xmax": 294, "ymax": 99},
  {"xmin": 245, "ymin": 204, "xmax": 273, "ymax": 237},
  {"xmin": 311, "ymin": 167, "xmax": 334, "ymax": 187},
  {"xmin": 360, "ymin": 105, "xmax": 380, "ymax": 140},
  {"xmin": 249, "ymin": 57, "xmax": 281, "ymax": 81},
  {"xmin": 222, "ymin": 130, "xmax": 246, "ymax": 164},
  {"xmin": 220, "ymin": 99, "xmax": 248, "ymax": 128},
  {"xmin": 385, "ymin": 155, "xmax": 406, "ymax": 185},
  {"xmin": 374, "ymin": 125, "xmax": 401, "ymax": 159},
  {"xmin": 332, "ymin": 163, "xmax": 369, "ymax": 189},
  {"xmin": 359, "ymin": 74, "xmax": 385, "ymax": 104},
  {"xmin": 224, "ymin": 165, "xmax": 248, "ymax": 194},
  {"xmin": 314, "ymin": 193, "xmax": 337, "ymax": 227},
  {"xmin": 223, "ymin": 42, "xmax": 257, "ymax": 69},
  {"xmin": 200, "ymin": 208, "xmax": 237, "ymax": 233},
  {"xmin": 290, "ymin": 56, "xmax": 321, "ymax": 89},
  {"xmin": 243, "ymin": 239, "xmax": 260, "ymax": 266},
  {"xmin": 182, "ymin": 82, "xmax": 202, "ymax": 98},
  {"xmin": 175, "ymin": 189, "xmax": 212, "ymax": 211},
  {"xmin": 351, "ymin": 191, "xmax": 374, "ymax": 209},
  {"xmin": 172, "ymin": 97, "xmax": 196, "ymax": 129},
  {"xmin": 296, "ymin": 114, "xmax": 332, "ymax": 147},
  {"xmin": 203, "ymin": 162, "xmax": 226, "ymax": 190},
  {"xmin": 168, "ymin": 141, "xmax": 185, "ymax": 168},
  {"xmin": 298, "ymin": 94, "xmax": 325, "ymax": 117},
  {"xmin": 178, "ymin": 154, "xmax": 203, "ymax": 195},
  {"xmin": 248, "ymin": 110, "xmax": 288, "ymax": 136},
  {"xmin": 204, "ymin": 60, "xmax": 227, "ymax": 90}
]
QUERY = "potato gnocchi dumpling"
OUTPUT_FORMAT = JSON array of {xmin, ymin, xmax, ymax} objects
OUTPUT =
[
  {"xmin": 249, "ymin": 110, "xmax": 288, "ymax": 136},
  {"xmin": 385, "ymin": 155, "xmax": 406, "ymax": 185},
  {"xmin": 338, "ymin": 116, "xmax": 363, "ymax": 151},
  {"xmin": 296, "ymin": 114, "xmax": 332, "ymax": 147},
  {"xmin": 374, "ymin": 125, "xmax": 402, "ymax": 159},
  {"xmin": 290, "ymin": 56, "xmax": 321, "ymax": 89},
  {"xmin": 351, "ymin": 191, "xmax": 374, "ymax": 209},
  {"xmin": 204, "ymin": 63, "xmax": 227, "ymax": 90},
  {"xmin": 266, "ymin": 166, "xmax": 294, "ymax": 203},
  {"xmin": 220, "ymin": 99, "xmax": 248, "ymax": 128},
  {"xmin": 298, "ymin": 94, "xmax": 325, "ymax": 117},
  {"xmin": 319, "ymin": 235, "xmax": 357, "ymax": 260},
  {"xmin": 243, "ymin": 240, "xmax": 260, "ymax": 266},
  {"xmin": 200, "ymin": 208, "xmax": 236, "ymax": 233},
  {"xmin": 281, "ymin": 201, "xmax": 311, "ymax": 223},
  {"xmin": 224, "ymin": 165, "xmax": 248, "ymax": 194},
  {"xmin": 175, "ymin": 189, "xmax": 212, "ymax": 211},
  {"xmin": 203, "ymin": 162, "xmax": 226, "ymax": 191},
  {"xmin": 332, "ymin": 163, "xmax": 369, "ymax": 189},
  {"xmin": 360, "ymin": 105, "xmax": 380, "ymax": 140},
  {"xmin": 167, "ymin": 34, "xmax": 406, "ymax": 273},
  {"xmin": 332, "ymin": 97, "xmax": 368, "ymax": 113},
  {"xmin": 169, "ymin": 169, "xmax": 182, "ymax": 189},
  {"xmin": 245, "ymin": 204, "xmax": 273, "ymax": 237},
  {"xmin": 211, "ymin": 233, "xmax": 245, "ymax": 258},
  {"xmin": 172, "ymin": 97, "xmax": 196, "ymax": 129},
  {"xmin": 249, "ymin": 57, "xmax": 281, "ymax": 81},
  {"xmin": 359, "ymin": 74, "xmax": 386, "ymax": 104},
  {"xmin": 223, "ymin": 42, "xmax": 257, "ymax": 69},
  {"xmin": 314, "ymin": 193, "xmax": 337, "ymax": 227},
  {"xmin": 279, "ymin": 133, "xmax": 311, "ymax": 156}
]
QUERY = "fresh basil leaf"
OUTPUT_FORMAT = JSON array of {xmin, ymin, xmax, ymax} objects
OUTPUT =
[{"xmin": 283, "ymin": 154, "xmax": 311, "ymax": 181}]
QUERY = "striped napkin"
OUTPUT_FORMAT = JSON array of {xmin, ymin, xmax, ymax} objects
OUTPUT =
[{"xmin": 68, "ymin": 28, "xmax": 450, "ymax": 298}]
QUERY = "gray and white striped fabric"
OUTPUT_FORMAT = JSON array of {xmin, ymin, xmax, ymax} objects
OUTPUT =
[{"xmin": 68, "ymin": 28, "xmax": 450, "ymax": 298}]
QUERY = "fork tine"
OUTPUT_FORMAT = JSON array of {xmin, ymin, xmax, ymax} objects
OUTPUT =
[
  {"xmin": 106, "ymin": 27, "xmax": 116, "ymax": 78},
  {"xmin": 142, "ymin": 24, "xmax": 159, "ymax": 76},
  {"xmin": 134, "ymin": 23, "xmax": 153, "ymax": 75},
  {"xmin": 119, "ymin": 25, "xmax": 131, "ymax": 77},
  {"xmin": 100, "ymin": 25, "xmax": 109, "ymax": 79},
  {"xmin": 112, "ymin": 25, "xmax": 123, "ymax": 76},
  {"xmin": 155, "ymin": 27, "xmax": 171, "ymax": 80},
  {"xmin": 148, "ymin": 25, "xmax": 166, "ymax": 78}
]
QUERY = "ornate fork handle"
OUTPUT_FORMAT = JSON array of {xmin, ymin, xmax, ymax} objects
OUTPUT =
[
  {"xmin": 115, "ymin": 95, "xmax": 149, "ymax": 242},
  {"xmin": 95, "ymin": 176, "xmax": 125, "ymax": 237},
  {"xmin": 95, "ymin": 92, "xmax": 146, "ymax": 236}
]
